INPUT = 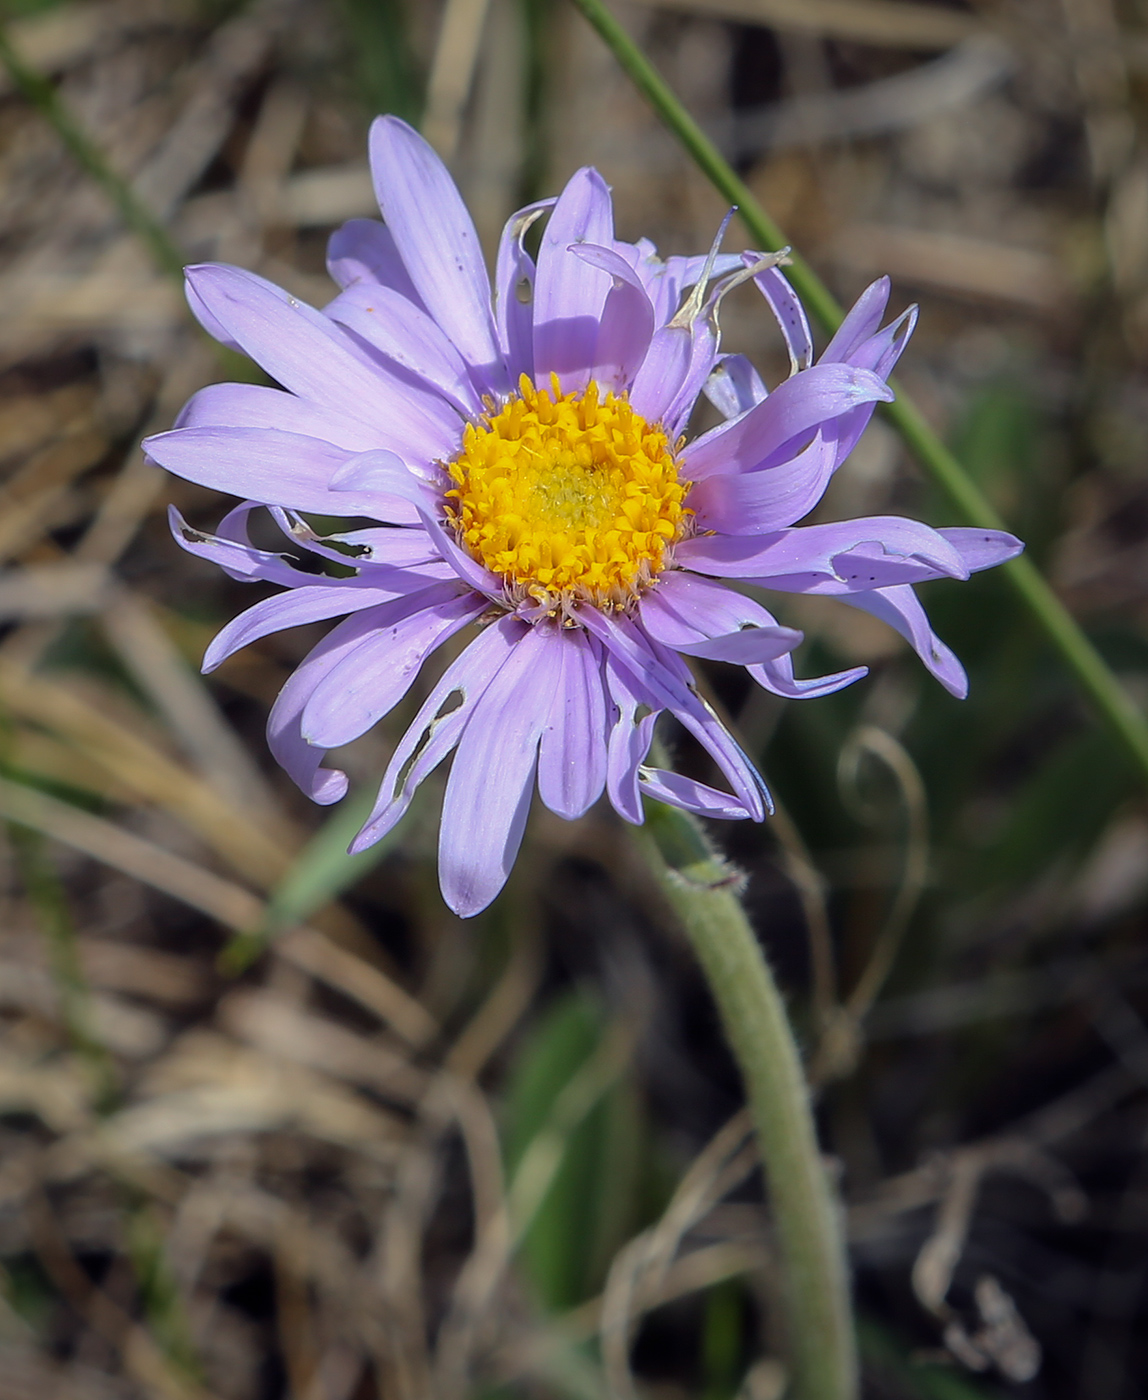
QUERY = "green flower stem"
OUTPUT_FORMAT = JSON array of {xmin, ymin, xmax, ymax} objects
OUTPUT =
[
  {"xmin": 639, "ymin": 798, "xmax": 856, "ymax": 1400},
  {"xmin": 569, "ymin": 0, "xmax": 1148, "ymax": 787}
]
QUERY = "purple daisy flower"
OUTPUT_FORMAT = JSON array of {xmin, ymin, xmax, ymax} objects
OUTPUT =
[{"xmin": 145, "ymin": 117, "xmax": 1022, "ymax": 917}]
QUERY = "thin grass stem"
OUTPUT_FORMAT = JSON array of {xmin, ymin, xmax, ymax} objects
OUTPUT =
[
  {"xmin": 0, "ymin": 22, "xmax": 185, "ymax": 279},
  {"xmin": 567, "ymin": 0, "xmax": 1148, "ymax": 788}
]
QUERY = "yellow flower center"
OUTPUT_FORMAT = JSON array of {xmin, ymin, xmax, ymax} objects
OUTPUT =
[{"xmin": 445, "ymin": 374, "xmax": 689, "ymax": 611}]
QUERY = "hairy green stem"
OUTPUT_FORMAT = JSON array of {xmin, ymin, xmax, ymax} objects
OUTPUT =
[
  {"xmin": 568, "ymin": 0, "xmax": 1148, "ymax": 786},
  {"xmin": 640, "ymin": 800, "xmax": 856, "ymax": 1400}
]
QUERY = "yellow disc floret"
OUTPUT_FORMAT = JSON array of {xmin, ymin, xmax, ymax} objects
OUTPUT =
[{"xmin": 445, "ymin": 374, "xmax": 689, "ymax": 611}]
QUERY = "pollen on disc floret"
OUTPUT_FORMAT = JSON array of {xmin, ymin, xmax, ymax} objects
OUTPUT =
[{"xmin": 445, "ymin": 373, "xmax": 691, "ymax": 614}]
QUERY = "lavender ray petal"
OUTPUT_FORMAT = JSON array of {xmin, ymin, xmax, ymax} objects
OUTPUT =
[
  {"xmin": 368, "ymin": 117, "xmax": 505, "ymax": 394},
  {"xmin": 328, "ymin": 526, "xmax": 443, "ymax": 569},
  {"xmin": 438, "ymin": 624, "xmax": 564, "ymax": 916},
  {"xmin": 937, "ymin": 527, "xmax": 1025, "ymax": 572},
  {"xmin": 702, "ymin": 354, "xmax": 768, "ymax": 420},
  {"xmin": 533, "ymin": 167, "xmax": 615, "ymax": 393},
  {"xmin": 267, "ymin": 608, "xmax": 403, "ymax": 804},
  {"xmin": 411, "ymin": 502, "xmax": 503, "ymax": 597},
  {"xmin": 628, "ymin": 324, "xmax": 695, "ymax": 424},
  {"xmin": 604, "ymin": 652, "xmax": 660, "ymax": 825},
  {"xmin": 169, "ymin": 505, "xmax": 306, "ymax": 587},
  {"xmin": 843, "ymin": 304, "xmax": 918, "ymax": 379},
  {"xmin": 840, "ymin": 584, "xmax": 968, "ymax": 697},
  {"xmin": 536, "ymin": 627, "xmax": 609, "ymax": 819},
  {"xmin": 580, "ymin": 607, "xmax": 769, "ymax": 820},
  {"xmin": 681, "ymin": 363, "xmax": 895, "ymax": 480},
  {"xmin": 570, "ymin": 243, "xmax": 656, "ymax": 392},
  {"xmin": 663, "ymin": 322, "xmax": 723, "ymax": 440},
  {"xmin": 747, "ymin": 653, "xmax": 868, "ymax": 700},
  {"xmin": 688, "ymin": 428, "xmax": 838, "ymax": 535},
  {"xmin": 495, "ymin": 199, "xmax": 553, "ymax": 383},
  {"xmin": 184, "ymin": 264, "xmax": 463, "ymax": 462},
  {"xmin": 747, "ymin": 259, "xmax": 814, "ymax": 372},
  {"xmin": 301, "ymin": 586, "xmax": 484, "ymax": 748},
  {"xmin": 817, "ymin": 307, "xmax": 920, "ymax": 470},
  {"xmin": 261, "ymin": 507, "xmax": 446, "ymax": 578},
  {"xmin": 352, "ymin": 615, "xmax": 527, "ymax": 853},
  {"xmin": 638, "ymin": 769, "xmax": 753, "ymax": 820},
  {"xmin": 821, "ymin": 277, "xmax": 891, "ymax": 363},
  {"xmin": 175, "ymin": 383, "xmax": 384, "ymax": 454},
  {"xmin": 639, "ymin": 570, "xmax": 783, "ymax": 641},
  {"xmin": 204, "ymin": 584, "xmax": 424, "ymax": 673},
  {"xmin": 640, "ymin": 572, "xmax": 801, "ymax": 663},
  {"xmin": 145, "ymin": 426, "xmax": 421, "ymax": 525},
  {"xmin": 645, "ymin": 251, "xmax": 744, "ymax": 324},
  {"xmin": 640, "ymin": 570, "xmax": 801, "ymax": 663},
  {"xmin": 185, "ymin": 275, "xmax": 243, "ymax": 353},
  {"xmin": 326, "ymin": 218, "xmax": 423, "ymax": 306},
  {"xmin": 325, "ymin": 282, "xmax": 482, "ymax": 417},
  {"xmin": 671, "ymin": 625, "xmax": 803, "ymax": 665},
  {"xmin": 674, "ymin": 515, "xmax": 969, "ymax": 589},
  {"xmin": 328, "ymin": 448, "xmax": 442, "ymax": 500}
]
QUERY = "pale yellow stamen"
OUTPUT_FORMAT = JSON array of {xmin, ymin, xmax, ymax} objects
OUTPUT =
[{"xmin": 445, "ymin": 373, "xmax": 690, "ymax": 612}]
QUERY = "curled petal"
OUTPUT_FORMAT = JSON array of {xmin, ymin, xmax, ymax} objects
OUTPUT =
[
  {"xmin": 840, "ymin": 584, "xmax": 968, "ymax": 697},
  {"xmin": 581, "ymin": 607, "xmax": 770, "ymax": 820},
  {"xmin": 702, "ymin": 354, "xmax": 768, "ymax": 420},
  {"xmin": 495, "ymin": 200, "xmax": 553, "ymax": 382},
  {"xmin": 748, "ymin": 259, "xmax": 813, "ymax": 373},
  {"xmin": 682, "ymin": 363, "xmax": 895, "ymax": 480},
  {"xmin": 822, "ymin": 277, "xmax": 891, "ymax": 363},
  {"xmin": 267, "ymin": 608, "xmax": 404, "ymax": 805},
  {"xmin": 748, "ymin": 652, "xmax": 869, "ymax": 700},
  {"xmin": 604, "ymin": 652, "xmax": 661, "ymax": 825},
  {"xmin": 638, "ymin": 768, "xmax": 753, "ymax": 820},
  {"xmin": 169, "ymin": 505, "xmax": 305, "ymax": 587},
  {"xmin": 204, "ymin": 583, "xmax": 430, "ymax": 674},
  {"xmin": 570, "ymin": 243, "xmax": 656, "ymax": 392}
]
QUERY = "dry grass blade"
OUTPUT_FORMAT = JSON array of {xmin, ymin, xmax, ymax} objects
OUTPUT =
[
  {"xmin": 423, "ymin": 0, "xmax": 494, "ymax": 162},
  {"xmin": 274, "ymin": 928, "xmax": 439, "ymax": 1048},
  {"xmin": 99, "ymin": 589, "xmax": 283, "ymax": 821},
  {"xmin": 0, "ymin": 773, "xmax": 265, "ymax": 930},
  {"xmin": 0, "ymin": 565, "xmax": 111, "ymax": 621},
  {"xmin": 0, "ymin": 662, "xmax": 295, "ymax": 888}
]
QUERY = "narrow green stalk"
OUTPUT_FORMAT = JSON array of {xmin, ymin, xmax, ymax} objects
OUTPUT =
[
  {"xmin": 640, "ymin": 800, "xmax": 856, "ymax": 1400},
  {"xmin": 0, "ymin": 23, "xmax": 185, "ymax": 280},
  {"xmin": 568, "ymin": 0, "xmax": 1148, "ymax": 788}
]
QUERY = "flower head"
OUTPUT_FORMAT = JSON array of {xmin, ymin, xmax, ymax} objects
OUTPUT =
[{"xmin": 146, "ymin": 117, "xmax": 1023, "ymax": 916}]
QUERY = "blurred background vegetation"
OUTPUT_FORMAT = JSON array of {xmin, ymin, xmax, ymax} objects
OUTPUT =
[{"xmin": 0, "ymin": 0, "xmax": 1145, "ymax": 1396}]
